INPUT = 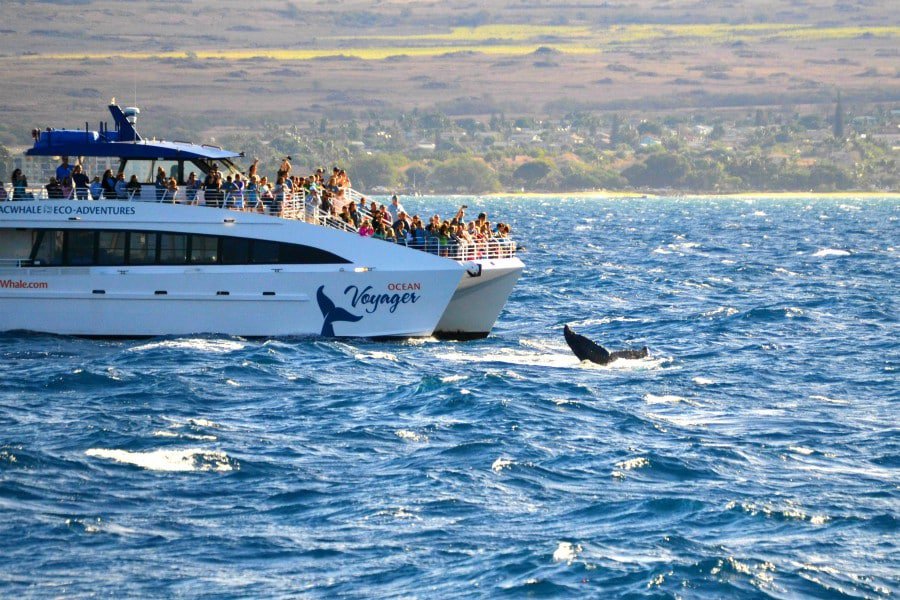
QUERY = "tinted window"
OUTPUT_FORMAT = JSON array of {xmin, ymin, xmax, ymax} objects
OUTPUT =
[
  {"xmin": 190, "ymin": 235, "xmax": 218, "ymax": 264},
  {"xmin": 279, "ymin": 243, "xmax": 346, "ymax": 264},
  {"xmin": 98, "ymin": 231, "xmax": 126, "ymax": 266},
  {"xmin": 26, "ymin": 230, "xmax": 349, "ymax": 266},
  {"xmin": 67, "ymin": 230, "xmax": 95, "ymax": 266},
  {"xmin": 159, "ymin": 233, "xmax": 187, "ymax": 264},
  {"xmin": 129, "ymin": 232, "xmax": 157, "ymax": 265},
  {"xmin": 32, "ymin": 230, "xmax": 64, "ymax": 266},
  {"xmin": 250, "ymin": 240, "xmax": 279, "ymax": 264},
  {"xmin": 221, "ymin": 237, "xmax": 250, "ymax": 264}
]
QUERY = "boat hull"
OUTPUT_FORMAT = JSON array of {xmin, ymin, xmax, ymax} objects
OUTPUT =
[
  {"xmin": 0, "ymin": 266, "xmax": 462, "ymax": 337},
  {"xmin": 434, "ymin": 257, "xmax": 524, "ymax": 338}
]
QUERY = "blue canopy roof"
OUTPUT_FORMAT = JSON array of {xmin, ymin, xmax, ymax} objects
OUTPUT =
[{"xmin": 26, "ymin": 104, "xmax": 242, "ymax": 161}]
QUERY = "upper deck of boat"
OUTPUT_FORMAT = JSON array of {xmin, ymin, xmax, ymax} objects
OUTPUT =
[{"xmin": 0, "ymin": 184, "xmax": 517, "ymax": 262}]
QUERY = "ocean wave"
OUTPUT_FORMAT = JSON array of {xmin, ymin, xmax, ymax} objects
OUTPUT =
[
  {"xmin": 128, "ymin": 338, "xmax": 248, "ymax": 354},
  {"xmin": 812, "ymin": 248, "xmax": 851, "ymax": 257},
  {"xmin": 85, "ymin": 448, "xmax": 236, "ymax": 472}
]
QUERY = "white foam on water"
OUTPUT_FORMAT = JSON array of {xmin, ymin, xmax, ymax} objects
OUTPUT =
[
  {"xmin": 752, "ymin": 210, "xmax": 767, "ymax": 217},
  {"xmin": 444, "ymin": 349, "xmax": 580, "ymax": 369},
  {"xmin": 355, "ymin": 351, "xmax": 399, "ymax": 362},
  {"xmin": 789, "ymin": 446, "xmax": 815, "ymax": 456},
  {"xmin": 67, "ymin": 518, "xmax": 140, "ymax": 537},
  {"xmin": 404, "ymin": 337, "xmax": 439, "ymax": 346},
  {"xmin": 444, "ymin": 347, "xmax": 666, "ymax": 371},
  {"xmin": 615, "ymin": 456, "xmax": 650, "ymax": 471},
  {"xmin": 644, "ymin": 393, "xmax": 696, "ymax": 406},
  {"xmin": 568, "ymin": 316, "xmax": 642, "ymax": 328},
  {"xmin": 647, "ymin": 411, "xmax": 728, "ymax": 428},
  {"xmin": 792, "ymin": 458, "xmax": 895, "ymax": 481},
  {"xmin": 728, "ymin": 500, "xmax": 829, "ymax": 526},
  {"xmin": 812, "ymin": 248, "xmax": 851, "ymax": 257},
  {"xmin": 188, "ymin": 418, "xmax": 220, "ymax": 428},
  {"xmin": 652, "ymin": 247, "xmax": 673, "ymax": 255},
  {"xmin": 775, "ymin": 267, "xmax": 800, "ymax": 276},
  {"xmin": 152, "ymin": 430, "xmax": 217, "ymax": 441},
  {"xmin": 491, "ymin": 457, "xmax": 513, "ymax": 473},
  {"xmin": 395, "ymin": 429, "xmax": 428, "ymax": 443},
  {"xmin": 552, "ymin": 541, "xmax": 581, "ymax": 563},
  {"xmin": 599, "ymin": 356, "xmax": 668, "ymax": 371},
  {"xmin": 551, "ymin": 397, "xmax": 579, "ymax": 406},
  {"xmin": 225, "ymin": 379, "xmax": 241, "ymax": 387},
  {"xmin": 703, "ymin": 306, "xmax": 739, "ymax": 318},
  {"xmin": 692, "ymin": 376, "xmax": 716, "ymax": 385},
  {"xmin": 440, "ymin": 374, "xmax": 468, "ymax": 383},
  {"xmin": 129, "ymin": 338, "xmax": 247, "ymax": 354},
  {"xmin": 85, "ymin": 448, "xmax": 235, "ymax": 472},
  {"xmin": 371, "ymin": 507, "xmax": 422, "ymax": 521},
  {"xmin": 809, "ymin": 394, "xmax": 851, "ymax": 405},
  {"xmin": 785, "ymin": 307, "xmax": 804, "ymax": 318}
]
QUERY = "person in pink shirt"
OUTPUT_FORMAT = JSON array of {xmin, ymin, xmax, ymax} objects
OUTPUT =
[{"xmin": 358, "ymin": 218, "xmax": 374, "ymax": 237}]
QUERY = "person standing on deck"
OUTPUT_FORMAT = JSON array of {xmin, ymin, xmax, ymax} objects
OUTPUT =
[{"xmin": 56, "ymin": 156, "xmax": 74, "ymax": 183}]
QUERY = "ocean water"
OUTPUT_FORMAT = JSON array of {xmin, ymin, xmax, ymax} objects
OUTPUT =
[{"xmin": 1, "ymin": 196, "xmax": 898, "ymax": 598}]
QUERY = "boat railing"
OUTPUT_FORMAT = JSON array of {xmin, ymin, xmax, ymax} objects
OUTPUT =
[
  {"xmin": 0, "ymin": 258, "xmax": 36, "ymax": 267},
  {"xmin": 1, "ymin": 185, "xmax": 516, "ymax": 260}
]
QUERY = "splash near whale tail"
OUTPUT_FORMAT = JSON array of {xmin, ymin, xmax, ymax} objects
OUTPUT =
[{"xmin": 317, "ymin": 286, "xmax": 363, "ymax": 336}]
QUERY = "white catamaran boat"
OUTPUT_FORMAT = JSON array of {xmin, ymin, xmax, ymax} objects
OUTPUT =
[{"xmin": 0, "ymin": 103, "xmax": 523, "ymax": 338}]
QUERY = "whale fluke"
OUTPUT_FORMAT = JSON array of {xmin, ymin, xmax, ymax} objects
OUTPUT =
[{"xmin": 563, "ymin": 324, "xmax": 648, "ymax": 365}]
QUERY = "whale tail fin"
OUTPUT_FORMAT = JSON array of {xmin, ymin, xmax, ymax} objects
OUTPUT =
[
  {"xmin": 563, "ymin": 324, "xmax": 611, "ymax": 364},
  {"xmin": 609, "ymin": 346, "xmax": 649, "ymax": 361}
]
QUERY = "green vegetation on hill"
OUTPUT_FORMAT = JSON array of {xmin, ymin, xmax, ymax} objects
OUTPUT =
[
  {"xmin": 5, "ymin": 101, "xmax": 896, "ymax": 194},
  {"xmin": 198, "ymin": 103, "xmax": 897, "ymax": 193}
]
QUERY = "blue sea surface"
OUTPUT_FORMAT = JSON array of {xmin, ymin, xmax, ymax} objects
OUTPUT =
[{"xmin": 1, "ymin": 196, "xmax": 898, "ymax": 598}]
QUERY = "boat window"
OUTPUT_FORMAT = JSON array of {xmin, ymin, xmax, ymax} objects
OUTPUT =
[
  {"xmin": 31, "ymin": 230, "xmax": 64, "ymax": 266},
  {"xmin": 279, "ymin": 244, "xmax": 347, "ymax": 265},
  {"xmin": 121, "ymin": 160, "xmax": 154, "ymax": 185},
  {"xmin": 98, "ymin": 231, "xmax": 126, "ymax": 266},
  {"xmin": 156, "ymin": 161, "xmax": 180, "ymax": 183},
  {"xmin": 190, "ymin": 235, "xmax": 218, "ymax": 264},
  {"xmin": 129, "ymin": 232, "xmax": 157, "ymax": 265},
  {"xmin": 250, "ymin": 240, "xmax": 279, "ymax": 264},
  {"xmin": 24, "ymin": 229, "xmax": 350, "ymax": 266},
  {"xmin": 159, "ymin": 233, "xmax": 187, "ymax": 264},
  {"xmin": 221, "ymin": 237, "xmax": 250, "ymax": 265},
  {"xmin": 67, "ymin": 230, "xmax": 96, "ymax": 266}
]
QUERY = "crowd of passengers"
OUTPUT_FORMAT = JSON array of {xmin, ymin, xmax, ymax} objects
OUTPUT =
[{"xmin": 1, "ymin": 156, "xmax": 515, "ymax": 257}]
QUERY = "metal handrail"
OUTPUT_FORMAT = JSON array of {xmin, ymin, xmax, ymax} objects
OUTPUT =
[{"xmin": 0, "ymin": 185, "xmax": 517, "ymax": 260}]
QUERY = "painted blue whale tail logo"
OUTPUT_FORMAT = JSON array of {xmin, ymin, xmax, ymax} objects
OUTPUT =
[{"xmin": 317, "ymin": 286, "xmax": 363, "ymax": 336}]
